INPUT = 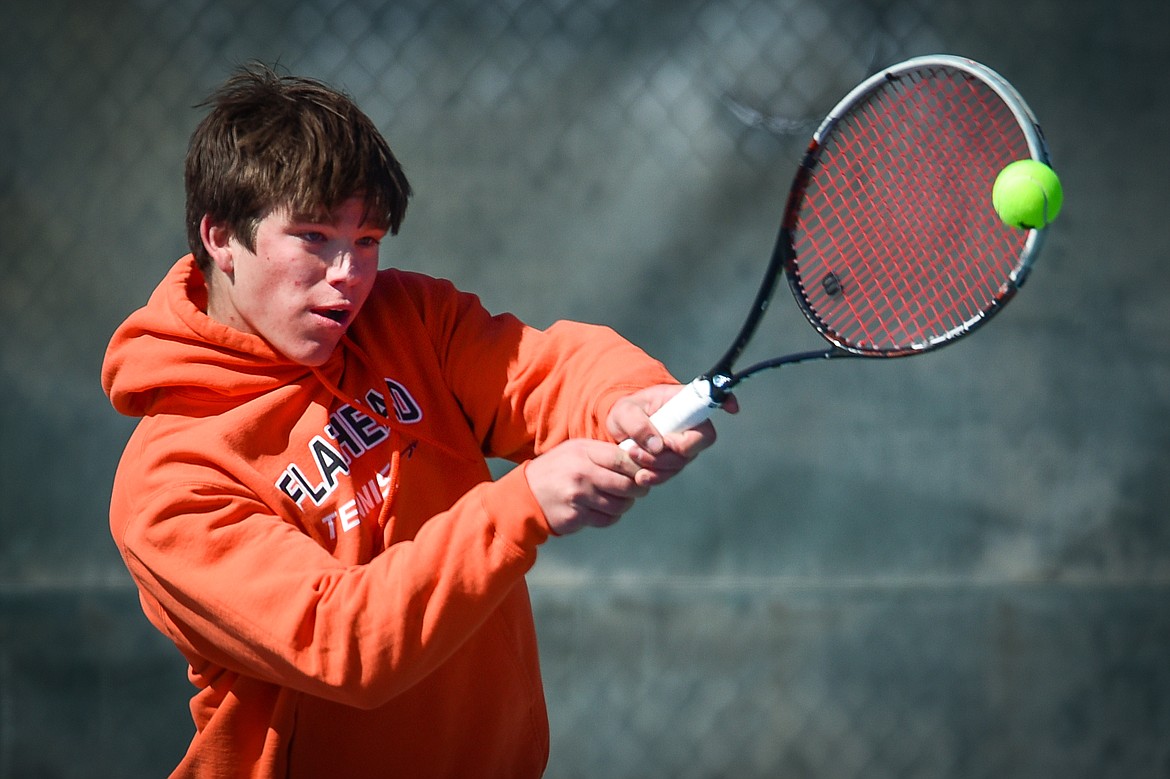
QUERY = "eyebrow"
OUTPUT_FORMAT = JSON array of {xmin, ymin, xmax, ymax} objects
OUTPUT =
[
  {"xmin": 284, "ymin": 203, "xmax": 389, "ymax": 230},
  {"xmin": 283, "ymin": 211, "xmax": 389, "ymax": 238},
  {"xmin": 286, "ymin": 208, "xmax": 333, "ymax": 225}
]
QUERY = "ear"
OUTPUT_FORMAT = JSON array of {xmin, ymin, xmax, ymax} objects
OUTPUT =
[{"xmin": 200, "ymin": 215, "xmax": 236, "ymax": 274}]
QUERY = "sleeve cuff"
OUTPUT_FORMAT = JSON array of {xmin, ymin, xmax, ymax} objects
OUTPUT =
[{"xmin": 479, "ymin": 463, "xmax": 555, "ymax": 547}]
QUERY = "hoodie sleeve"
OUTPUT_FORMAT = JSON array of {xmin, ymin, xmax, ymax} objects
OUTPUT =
[
  {"xmin": 391, "ymin": 272, "xmax": 679, "ymax": 461},
  {"xmin": 112, "ymin": 440, "xmax": 548, "ymax": 710}
]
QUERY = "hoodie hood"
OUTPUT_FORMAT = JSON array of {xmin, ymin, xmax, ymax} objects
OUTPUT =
[{"xmin": 102, "ymin": 255, "xmax": 319, "ymax": 417}]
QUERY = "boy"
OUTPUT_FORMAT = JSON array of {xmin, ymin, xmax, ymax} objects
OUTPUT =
[{"xmin": 102, "ymin": 65, "xmax": 727, "ymax": 778}]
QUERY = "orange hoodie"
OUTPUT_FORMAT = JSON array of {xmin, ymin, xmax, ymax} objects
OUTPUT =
[{"xmin": 103, "ymin": 255, "xmax": 675, "ymax": 778}]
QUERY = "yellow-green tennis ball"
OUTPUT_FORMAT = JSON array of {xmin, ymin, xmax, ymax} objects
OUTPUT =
[{"xmin": 992, "ymin": 159, "xmax": 1063, "ymax": 229}]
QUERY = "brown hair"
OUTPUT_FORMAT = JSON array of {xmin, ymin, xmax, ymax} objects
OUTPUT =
[{"xmin": 185, "ymin": 64, "xmax": 412, "ymax": 271}]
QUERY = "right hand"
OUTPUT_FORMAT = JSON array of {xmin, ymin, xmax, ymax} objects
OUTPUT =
[{"xmin": 524, "ymin": 439, "xmax": 649, "ymax": 536}]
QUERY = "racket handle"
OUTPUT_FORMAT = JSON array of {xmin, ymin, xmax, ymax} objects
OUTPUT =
[{"xmin": 619, "ymin": 377, "xmax": 720, "ymax": 452}]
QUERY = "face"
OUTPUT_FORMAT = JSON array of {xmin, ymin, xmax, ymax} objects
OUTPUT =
[{"xmin": 204, "ymin": 197, "xmax": 386, "ymax": 366}]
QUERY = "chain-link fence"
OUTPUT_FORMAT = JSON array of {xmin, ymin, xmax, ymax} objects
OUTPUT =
[{"xmin": 3, "ymin": 0, "xmax": 1170, "ymax": 777}]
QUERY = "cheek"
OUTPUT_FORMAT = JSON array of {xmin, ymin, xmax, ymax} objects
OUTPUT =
[
  {"xmin": 251, "ymin": 254, "xmax": 319, "ymax": 298},
  {"xmin": 350, "ymin": 257, "xmax": 380, "ymax": 296},
  {"xmin": 239, "ymin": 265, "xmax": 283, "ymax": 308},
  {"xmin": 359, "ymin": 265, "xmax": 379, "ymax": 293}
]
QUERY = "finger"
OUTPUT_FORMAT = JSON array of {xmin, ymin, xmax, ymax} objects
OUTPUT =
[
  {"xmin": 607, "ymin": 395, "xmax": 668, "ymax": 455},
  {"xmin": 565, "ymin": 476, "xmax": 644, "ymax": 529},
  {"xmin": 719, "ymin": 392, "xmax": 740, "ymax": 415},
  {"xmin": 630, "ymin": 420, "xmax": 718, "ymax": 466},
  {"xmin": 588, "ymin": 440, "xmax": 643, "ymax": 479},
  {"xmin": 626, "ymin": 422, "xmax": 720, "ymax": 487},
  {"xmin": 614, "ymin": 418, "xmax": 663, "ymax": 456},
  {"xmin": 580, "ymin": 463, "xmax": 650, "ymax": 501},
  {"xmin": 577, "ymin": 491, "xmax": 638, "ymax": 522},
  {"xmin": 672, "ymin": 417, "xmax": 722, "ymax": 454}
]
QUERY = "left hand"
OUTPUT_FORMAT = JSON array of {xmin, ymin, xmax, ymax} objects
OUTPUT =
[{"xmin": 605, "ymin": 383, "xmax": 738, "ymax": 488}]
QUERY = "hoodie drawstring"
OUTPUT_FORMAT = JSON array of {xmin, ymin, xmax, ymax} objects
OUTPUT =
[
  {"xmin": 313, "ymin": 335, "xmax": 487, "ymax": 531},
  {"xmin": 375, "ymin": 447, "xmax": 401, "ymax": 531},
  {"xmin": 312, "ymin": 340, "xmax": 404, "ymax": 531}
]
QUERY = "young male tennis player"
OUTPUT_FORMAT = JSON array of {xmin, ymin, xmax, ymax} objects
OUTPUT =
[{"xmin": 101, "ymin": 65, "xmax": 727, "ymax": 778}]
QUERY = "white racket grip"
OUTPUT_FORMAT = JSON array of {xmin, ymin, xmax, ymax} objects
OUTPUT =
[{"xmin": 618, "ymin": 377, "xmax": 720, "ymax": 452}]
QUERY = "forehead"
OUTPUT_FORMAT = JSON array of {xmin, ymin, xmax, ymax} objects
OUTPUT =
[{"xmin": 272, "ymin": 197, "xmax": 385, "ymax": 228}]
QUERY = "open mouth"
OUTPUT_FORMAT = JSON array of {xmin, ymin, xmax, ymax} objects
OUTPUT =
[{"xmin": 313, "ymin": 308, "xmax": 350, "ymax": 326}]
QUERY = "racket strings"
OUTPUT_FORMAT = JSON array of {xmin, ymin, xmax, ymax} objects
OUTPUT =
[
  {"xmin": 850, "ymin": 76, "xmax": 1001, "ymax": 342},
  {"xmin": 791, "ymin": 66, "xmax": 1031, "ymax": 354}
]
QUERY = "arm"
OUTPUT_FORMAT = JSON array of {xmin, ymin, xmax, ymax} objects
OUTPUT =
[
  {"xmin": 114, "ymin": 462, "xmax": 547, "ymax": 710},
  {"xmin": 400, "ymin": 277, "xmax": 734, "ymax": 534},
  {"xmin": 392, "ymin": 272, "xmax": 678, "ymax": 457}
]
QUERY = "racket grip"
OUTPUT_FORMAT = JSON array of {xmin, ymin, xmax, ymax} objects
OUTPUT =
[{"xmin": 619, "ymin": 377, "xmax": 720, "ymax": 452}]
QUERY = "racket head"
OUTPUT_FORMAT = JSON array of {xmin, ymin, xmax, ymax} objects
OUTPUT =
[{"xmin": 778, "ymin": 55, "xmax": 1051, "ymax": 359}]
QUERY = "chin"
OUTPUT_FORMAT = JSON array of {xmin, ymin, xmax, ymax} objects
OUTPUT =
[
  {"xmin": 296, "ymin": 353, "xmax": 333, "ymax": 368},
  {"xmin": 283, "ymin": 340, "xmax": 340, "ymax": 367}
]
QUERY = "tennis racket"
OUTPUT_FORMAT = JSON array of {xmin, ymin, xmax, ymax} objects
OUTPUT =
[{"xmin": 625, "ymin": 54, "xmax": 1054, "ymax": 446}]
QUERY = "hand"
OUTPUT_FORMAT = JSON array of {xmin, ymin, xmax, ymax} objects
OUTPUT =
[
  {"xmin": 606, "ymin": 383, "xmax": 738, "ymax": 488},
  {"xmin": 524, "ymin": 439, "xmax": 649, "ymax": 536}
]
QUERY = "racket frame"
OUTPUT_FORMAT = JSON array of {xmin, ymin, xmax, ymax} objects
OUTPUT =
[
  {"xmin": 630, "ymin": 55, "xmax": 1055, "ymax": 440},
  {"xmin": 703, "ymin": 55, "xmax": 1052, "ymax": 403}
]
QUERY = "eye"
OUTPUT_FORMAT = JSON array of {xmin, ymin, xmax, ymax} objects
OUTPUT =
[
  {"xmin": 356, "ymin": 235, "xmax": 382, "ymax": 249},
  {"xmin": 298, "ymin": 231, "xmax": 327, "ymax": 244}
]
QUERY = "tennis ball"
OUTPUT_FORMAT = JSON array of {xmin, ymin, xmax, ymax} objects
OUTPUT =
[{"xmin": 992, "ymin": 159, "xmax": 1063, "ymax": 229}]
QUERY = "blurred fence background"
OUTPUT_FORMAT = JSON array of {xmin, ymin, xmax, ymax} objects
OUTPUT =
[{"xmin": 3, "ymin": 0, "xmax": 1169, "ymax": 776}]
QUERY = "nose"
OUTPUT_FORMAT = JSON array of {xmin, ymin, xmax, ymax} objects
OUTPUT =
[{"xmin": 326, "ymin": 251, "xmax": 358, "ymax": 286}]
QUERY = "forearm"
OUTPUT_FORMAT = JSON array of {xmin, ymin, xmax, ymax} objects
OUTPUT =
[
  {"xmin": 455, "ymin": 319, "xmax": 678, "ymax": 458},
  {"xmin": 119, "ymin": 467, "xmax": 548, "ymax": 708}
]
